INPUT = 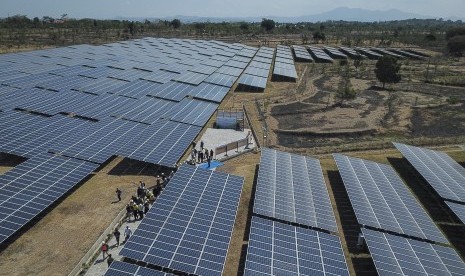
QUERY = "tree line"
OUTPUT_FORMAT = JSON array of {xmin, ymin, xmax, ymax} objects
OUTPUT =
[{"xmin": 0, "ymin": 15, "xmax": 464, "ymax": 54}]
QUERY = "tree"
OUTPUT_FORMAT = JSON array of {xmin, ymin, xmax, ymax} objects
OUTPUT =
[
  {"xmin": 313, "ymin": 31, "xmax": 325, "ymax": 43},
  {"xmin": 261, "ymin": 18, "xmax": 275, "ymax": 32},
  {"xmin": 239, "ymin": 22, "xmax": 249, "ymax": 31},
  {"xmin": 446, "ymin": 27, "xmax": 465, "ymax": 40},
  {"xmin": 171, "ymin": 19, "xmax": 181, "ymax": 29},
  {"xmin": 353, "ymin": 56, "xmax": 363, "ymax": 77},
  {"xmin": 336, "ymin": 78, "xmax": 357, "ymax": 105},
  {"xmin": 424, "ymin": 34, "xmax": 436, "ymax": 42},
  {"xmin": 447, "ymin": 35, "xmax": 465, "ymax": 56},
  {"xmin": 375, "ymin": 56, "xmax": 401, "ymax": 89}
]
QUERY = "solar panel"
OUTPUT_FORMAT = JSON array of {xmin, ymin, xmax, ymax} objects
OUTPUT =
[
  {"xmin": 118, "ymin": 120, "xmax": 201, "ymax": 167},
  {"xmin": 167, "ymin": 98, "xmax": 218, "ymax": 127},
  {"xmin": 112, "ymin": 97, "xmax": 176, "ymax": 124},
  {"xmin": 108, "ymin": 68, "xmax": 151, "ymax": 82},
  {"xmin": 244, "ymin": 216, "xmax": 349, "ymax": 276},
  {"xmin": 189, "ymin": 83, "xmax": 230, "ymax": 103},
  {"xmin": 0, "ymin": 153, "xmax": 98, "ymax": 244},
  {"xmin": 214, "ymin": 66, "xmax": 243, "ymax": 77},
  {"xmin": 394, "ymin": 143, "xmax": 465, "ymax": 203},
  {"xmin": 147, "ymin": 81, "xmax": 195, "ymax": 102},
  {"xmin": 74, "ymin": 77, "xmax": 129, "ymax": 95},
  {"xmin": 109, "ymin": 79, "xmax": 162, "ymax": 99},
  {"xmin": 120, "ymin": 165, "xmax": 244, "ymax": 276},
  {"xmin": 244, "ymin": 67, "xmax": 270, "ymax": 78},
  {"xmin": 141, "ymin": 70, "xmax": 180, "ymax": 84},
  {"xmin": 172, "ymin": 71, "xmax": 209, "ymax": 86},
  {"xmin": 446, "ymin": 202, "xmax": 465, "ymax": 225},
  {"xmin": 273, "ymin": 62, "xmax": 297, "ymax": 80},
  {"xmin": 204, "ymin": 73, "xmax": 237, "ymax": 88},
  {"xmin": 237, "ymin": 74, "xmax": 267, "ymax": 90},
  {"xmin": 255, "ymin": 148, "xmax": 338, "ymax": 232},
  {"xmin": 0, "ymin": 112, "xmax": 95, "ymax": 158},
  {"xmin": 362, "ymin": 228, "xmax": 465, "ymax": 276},
  {"xmin": 105, "ymin": 261, "xmax": 171, "ymax": 276},
  {"xmin": 333, "ymin": 154, "xmax": 447, "ymax": 243}
]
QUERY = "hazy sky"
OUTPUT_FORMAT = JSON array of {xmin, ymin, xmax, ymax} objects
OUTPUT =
[{"xmin": 1, "ymin": 0, "xmax": 464, "ymax": 19}]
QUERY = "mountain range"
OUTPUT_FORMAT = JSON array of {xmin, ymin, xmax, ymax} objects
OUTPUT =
[{"xmin": 116, "ymin": 7, "xmax": 463, "ymax": 23}]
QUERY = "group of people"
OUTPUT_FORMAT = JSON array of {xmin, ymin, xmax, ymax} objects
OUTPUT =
[
  {"xmin": 102, "ymin": 174, "xmax": 173, "ymax": 266},
  {"xmin": 190, "ymin": 141, "xmax": 214, "ymax": 167}
]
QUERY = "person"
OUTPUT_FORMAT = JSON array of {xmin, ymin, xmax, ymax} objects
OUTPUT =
[
  {"xmin": 200, "ymin": 140, "xmax": 204, "ymax": 150},
  {"xmin": 191, "ymin": 141, "xmax": 196, "ymax": 149},
  {"xmin": 126, "ymin": 203, "xmax": 132, "ymax": 221},
  {"xmin": 144, "ymin": 201, "xmax": 150, "ymax": 214},
  {"xmin": 210, "ymin": 149, "xmax": 214, "ymax": 160},
  {"xmin": 113, "ymin": 228, "xmax": 121, "ymax": 246},
  {"xmin": 138, "ymin": 203, "xmax": 144, "ymax": 220},
  {"xmin": 208, "ymin": 156, "xmax": 211, "ymax": 168},
  {"xmin": 115, "ymin": 188, "xmax": 122, "ymax": 202},
  {"xmin": 101, "ymin": 241, "xmax": 109, "ymax": 259},
  {"xmin": 204, "ymin": 148, "xmax": 209, "ymax": 160},
  {"xmin": 133, "ymin": 203, "xmax": 139, "ymax": 220},
  {"xmin": 107, "ymin": 254, "xmax": 114, "ymax": 267},
  {"xmin": 124, "ymin": 226, "xmax": 132, "ymax": 243}
]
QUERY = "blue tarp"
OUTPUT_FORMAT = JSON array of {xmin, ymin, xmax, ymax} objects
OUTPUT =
[{"xmin": 198, "ymin": 160, "xmax": 223, "ymax": 170}]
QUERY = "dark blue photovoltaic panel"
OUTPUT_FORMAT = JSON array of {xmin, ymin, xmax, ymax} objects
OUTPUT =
[
  {"xmin": 166, "ymin": 98, "xmax": 218, "ymax": 127},
  {"xmin": 49, "ymin": 118, "xmax": 143, "ymax": 164},
  {"xmin": 237, "ymin": 74, "xmax": 267, "ymax": 90},
  {"xmin": 334, "ymin": 154, "xmax": 447, "ymax": 243},
  {"xmin": 105, "ymin": 261, "xmax": 171, "ymax": 276},
  {"xmin": 255, "ymin": 148, "xmax": 338, "ymax": 232},
  {"xmin": 244, "ymin": 216, "xmax": 349, "ymax": 276},
  {"xmin": 189, "ymin": 83, "xmax": 230, "ymax": 103},
  {"xmin": 147, "ymin": 81, "xmax": 195, "ymax": 102},
  {"xmin": 0, "ymin": 112, "xmax": 95, "ymax": 158},
  {"xmin": 363, "ymin": 229, "xmax": 465, "ymax": 276},
  {"xmin": 111, "ymin": 97, "xmax": 176, "ymax": 124},
  {"xmin": 0, "ymin": 153, "xmax": 98, "ymax": 244},
  {"xmin": 120, "ymin": 165, "xmax": 244, "ymax": 276},
  {"xmin": 214, "ymin": 66, "xmax": 243, "ymax": 77},
  {"xmin": 394, "ymin": 143, "xmax": 465, "ymax": 203},
  {"xmin": 118, "ymin": 120, "xmax": 201, "ymax": 167},
  {"xmin": 172, "ymin": 71, "xmax": 209, "ymax": 85},
  {"xmin": 74, "ymin": 77, "xmax": 129, "ymax": 95},
  {"xmin": 109, "ymin": 79, "xmax": 162, "ymax": 99},
  {"xmin": 204, "ymin": 73, "xmax": 237, "ymax": 88},
  {"xmin": 140, "ymin": 70, "xmax": 180, "ymax": 85}
]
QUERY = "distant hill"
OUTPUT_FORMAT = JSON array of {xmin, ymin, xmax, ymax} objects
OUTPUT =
[{"xmin": 116, "ymin": 7, "xmax": 460, "ymax": 23}]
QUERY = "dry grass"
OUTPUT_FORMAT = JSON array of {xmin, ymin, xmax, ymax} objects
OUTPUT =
[{"xmin": 0, "ymin": 157, "xmax": 158, "ymax": 276}]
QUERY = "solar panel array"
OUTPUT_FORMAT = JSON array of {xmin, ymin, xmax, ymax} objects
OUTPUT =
[
  {"xmin": 371, "ymin": 48, "xmax": 404, "ymax": 59},
  {"xmin": 333, "ymin": 154, "xmax": 447, "ymax": 243},
  {"xmin": 339, "ymin": 47, "xmax": 365, "ymax": 59},
  {"xmin": 307, "ymin": 46, "xmax": 334, "ymax": 63},
  {"xmin": 293, "ymin": 45, "xmax": 314, "ymax": 62},
  {"xmin": 105, "ymin": 261, "xmax": 172, "ymax": 276},
  {"xmin": 0, "ymin": 38, "xmax": 271, "ymax": 168},
  {"xmin": 323, "ymin": 47, "xmax": 348, "ymax": 59},
  {"xmin": 0, "ymin": 153, "xmax": 98, "ymax": 244},
  {"xmin": 120, "ymin": 165, "xmax": 244, "ymax": 276},
  {"xmin": 244, "ymin": 216, "xmax": 349, "ymax": 276},
  {"xmin": 355, "ymin": 47, "xmax": 383, "ymax": 59},
  {"xmin": 236, "ymin": 47, "xmax": 275, "ymax": 92},
  {"xmin": 255, "ymin": 148, "xmax": 338, "ymax": 232},
  {"xmin": 394, "ymin": 143, "xmax": 465, "ymax": 203},
  {"xmin": 273, "ymin": 46, "xmax": 297, "ymax": 81},
  {"xmin": 362, "ymin": 228, "xmax": 465, "ymax": 276}
]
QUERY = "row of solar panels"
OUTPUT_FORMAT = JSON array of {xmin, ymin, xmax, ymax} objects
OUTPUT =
[
  {"xmin": 244, "ymin": 148, "xmax": 350, "ymax": 275},
  {"xmin": 245, "ymin": 145, "xmax": 465, "ymax": 275},
  {"xmin": 105, "ymin": 165, "xmax": 244, "ymax": 276},
  {"xmin": 291, "ymin": 45, "xmax": 427, "ymax": 63},
  {"xmin": 334, "ymin": 143, "xmax": 465, "ymax": 276}
]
